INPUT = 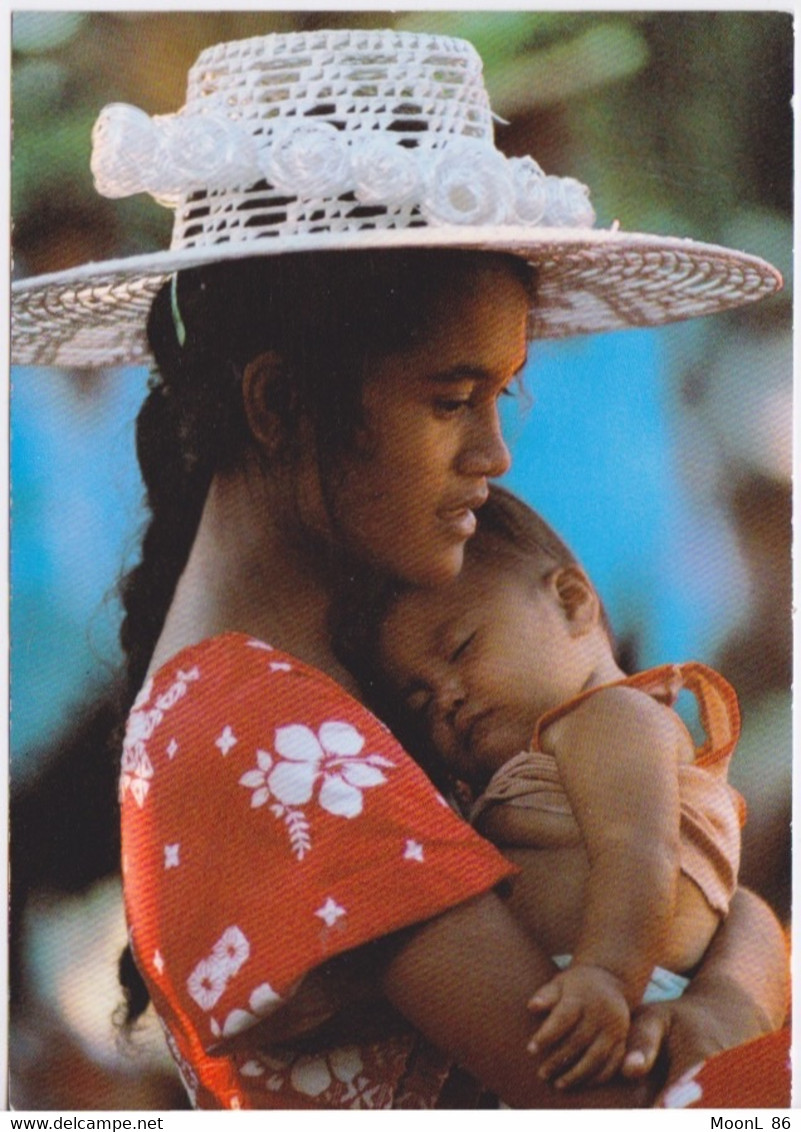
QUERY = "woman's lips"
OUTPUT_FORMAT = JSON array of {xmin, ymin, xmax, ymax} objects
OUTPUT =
[
  {"xmin": 438, "ymin": 505, "xmax": 478, "ymax": 539},
  {"xmin": 438, "ymin": 492, "xmax": 488, "ymax": 539}
]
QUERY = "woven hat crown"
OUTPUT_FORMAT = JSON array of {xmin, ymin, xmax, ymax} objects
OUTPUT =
[
  {"xmin": 12, "ymin": 27, "xmax": 782, "ymax": 369},
  {"xmin": 90, "ymin": 28, "xmax": 595, "ymax": 251}
]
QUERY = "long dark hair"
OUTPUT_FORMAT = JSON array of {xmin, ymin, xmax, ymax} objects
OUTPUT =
[{"xmin": 117, "ymin": 248, "xmax": 535, "ymax": 1024}]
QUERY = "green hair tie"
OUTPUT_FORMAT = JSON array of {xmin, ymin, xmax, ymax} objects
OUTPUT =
[{"xmin": 170, "ymin": 273, "xmax": 187, "ymax": 347}]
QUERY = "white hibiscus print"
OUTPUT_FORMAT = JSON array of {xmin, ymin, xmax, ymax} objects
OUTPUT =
[
  {"xmin": 658, "ymin": 1063, "xmax": 704, "ymax": 1108},
  {"xmin": 248, "ymin": 721, "xmax": 393, "ymax": 817},
  {"xmin": 120, "ymin": 667, "xmax": 200, "ymax": 808},
  {"xmin": 290, "ymin": 1046, "xmax": 364, "ymax": 1100},
  {"xmin": 120, "ymin": 745, "xmax": 154, "ymax": 808},
  {"xmin": 213, "ymin": 982, "xmax": 284, "ymax": 1040},
  {"xmin": 187, "ymin": 925, "xmax": 251, "ymax": 1013},
  {"xmin": 240, "ymin": 750, "xmax": 275, "ymax": 809},
  {"xmin": 187, "ymin": 956, "xmax": 228, "ymax": 1011},
  {"xmin": 212, "ymin": 926, "xmax": 250, "ymax": 977},
  {"xmin": 239, "ymin": 721, "xmax": 394, "ymax": 858}
]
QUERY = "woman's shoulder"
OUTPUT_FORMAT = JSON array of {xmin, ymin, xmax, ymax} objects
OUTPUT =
[
  {"xmin": 145, "ymin": 633, "xmax": 368, "ymax": 710},
  {"xmin": 147, "ymin": 630, "xmax": 348, "ymax": 691},
  {"xmin": 123, "ymin": 630, "xmax": 454, "ymax": 825},
  {"xmin": 131, "ymin": 631, "xmax": 405, "ymax": 787}
]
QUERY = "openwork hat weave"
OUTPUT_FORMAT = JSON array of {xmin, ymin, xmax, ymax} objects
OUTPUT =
[{"xmin": 11, "ymin": 28, "xmax": 782, "ymax": 369}]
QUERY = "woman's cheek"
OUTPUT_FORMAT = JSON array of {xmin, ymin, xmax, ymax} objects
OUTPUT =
[{"xmin": 390, "ymin": 523, "xmax": 466, "ymax": 587}]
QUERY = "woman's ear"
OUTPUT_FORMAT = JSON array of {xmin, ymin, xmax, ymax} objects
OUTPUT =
[
  {"xmin": 548, "ymin": 565, "xmax": 599, "ymax": 636},
  {"xmin": 242, "ymin": 351, "xmax": 290, "ymax": 455}
]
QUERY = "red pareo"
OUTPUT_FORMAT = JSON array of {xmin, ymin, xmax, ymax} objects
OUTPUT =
[{"xmin": 120, "ymin": 633, "xmax": 515, "ymax": 1109}]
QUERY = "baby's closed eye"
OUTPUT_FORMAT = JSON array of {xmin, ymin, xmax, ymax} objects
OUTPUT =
[
  {"xmin": 450, "ymin": 630, "xmax": 476, "ymax": 663},
  {"xmin": 405, "ymin": 685, "xmax": 432, "ymax": 719}
]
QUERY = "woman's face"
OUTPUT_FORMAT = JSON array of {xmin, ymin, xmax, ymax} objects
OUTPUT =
[{"xmin": 324, "ymin": 265, "xmax": 530, "ymax": 586}]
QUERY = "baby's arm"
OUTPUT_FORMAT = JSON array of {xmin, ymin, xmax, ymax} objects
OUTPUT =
[
  {"xmin": 528, "ymin": 687, "xmax": 687, "ymax": 1087},
  {"xmin": 478, "ymin": 798, "xmax": 549, "ymax": 846}
]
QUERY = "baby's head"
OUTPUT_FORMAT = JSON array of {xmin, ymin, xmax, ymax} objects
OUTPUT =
[{"xmin": 375, "ymin": 486, "xmax": 618, "ymax": 791}]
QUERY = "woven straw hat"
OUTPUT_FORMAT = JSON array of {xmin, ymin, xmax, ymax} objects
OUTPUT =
[{"xmin": 12, "ymin": 28, "xmax": 782, "ymax": 369}]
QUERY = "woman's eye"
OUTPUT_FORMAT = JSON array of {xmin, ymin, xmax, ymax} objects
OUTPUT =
[{"xmin": 435, "ymin": 397, "xmax": 471, "ymax": 416}]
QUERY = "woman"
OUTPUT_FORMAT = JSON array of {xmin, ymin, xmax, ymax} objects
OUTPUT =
[{"xmin": 12, "ymin": 28, "xmax": 788, "ymax": 1110}]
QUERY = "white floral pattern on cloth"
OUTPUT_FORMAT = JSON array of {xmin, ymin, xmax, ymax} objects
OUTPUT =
[
  {"xmin": 239, "ymin": 721, "xmax": 395, "ymax": 859},
  {"xmin": 121, "ymin": 633, "xmax": 516, "ymax": 1109},
  {"xmin": 162, "ymin": 1025, "xmax": 200, "ymax": 1108},
  {"xmin": 210, "ymin": 981, "xmax": 284, "ymax": 1040},
  {"xmin": 187, "ymin": 925, "xmax": 251, "ymax": 1012},
  {"xmin": 234, "ymin": 1044, "xmax": 403, "ymax": 1108},
  {"xmin": 91, "ymin": 106, "xmax": 596, "ymax": 229},
  {"xmin": 658, "ymin": 1062, "xmax": 705, "ymax": 1108},
  {"xmin": 315, "ymin": 897, "xmax": 346, "ymax": 927},
  {"xmin": 120, "ymin": 666, "xmax": 200, "ymax": 807}
]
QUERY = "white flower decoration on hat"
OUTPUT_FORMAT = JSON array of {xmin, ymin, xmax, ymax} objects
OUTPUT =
[
  {"xmin": 264, "ymin": 122, "xmax": 353, "ymax": 201},
  {"xmin": 160, "ymin": 112, "xmax": 258, "ymax": 197},
  {"xmin": 91, "ymin": 103, "xmax": 159, "ymax": 200},
  {"xmin": 350, "ymin": 135, "xmax": 420, "ymax": 207},
  {"xmin": 91, "ymin": 103, "xmax": 256, "ymax": 207},
  {"xmin": 421, "ymin": 143, "xmax": 515, "ymax": 226},
  {"xmin": 508, "ymin": 156, "xmax": 549, "ymax": 225},
  {"xmin": 542, "ymin": 174, "xmax": 596, "ymax": 228},
  {"xmin": 15, "ymin": 30, "xmax": 780, "ymax": 371},
  {"xmin": 89, "ymin": 99, "xmax": 596, "ymax": 232}
]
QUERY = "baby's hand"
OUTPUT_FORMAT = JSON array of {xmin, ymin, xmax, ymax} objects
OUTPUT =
[{"xmin": 527, "ymin": 963, "xmax": 631, "ymax": 1090}]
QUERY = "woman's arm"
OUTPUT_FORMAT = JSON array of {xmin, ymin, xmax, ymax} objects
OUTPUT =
[
  {"xmin": 381, "ymin": 888, "xmax": 655, "ymax": 1108},
  {"xmin": 381, "ymin": 884, "xmax": 787, "ymax": 1106},
  {"xmin": 623, "ymin": 886, "xmax": 789, "ymax": 1082}
]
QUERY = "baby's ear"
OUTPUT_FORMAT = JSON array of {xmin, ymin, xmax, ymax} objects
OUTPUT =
[{"xmin": 549, "ymin": 565, "xmax": 599, "ymax": 635}]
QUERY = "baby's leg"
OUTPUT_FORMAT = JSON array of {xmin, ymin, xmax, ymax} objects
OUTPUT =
[{"xmin": 661, "ymin": 874, "xmax": 722, "ymax": 973}]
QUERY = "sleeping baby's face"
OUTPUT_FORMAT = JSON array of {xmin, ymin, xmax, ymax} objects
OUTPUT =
[{"xmin": 377, "ymin": 556, "xmax": 583, "ymax": 789}]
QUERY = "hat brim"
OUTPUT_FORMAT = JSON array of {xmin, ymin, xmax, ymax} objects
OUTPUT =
[{"xmin": 11, "ymin": 225, "xmax": 782, "ymax": 369}]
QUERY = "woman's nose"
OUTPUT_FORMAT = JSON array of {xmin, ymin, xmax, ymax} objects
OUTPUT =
[{"xmin": 457, "ymin": 403, "xmax": 511, "ymax": 479}]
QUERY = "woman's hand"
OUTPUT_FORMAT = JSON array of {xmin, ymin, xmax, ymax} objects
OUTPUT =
[
  {"xmin": 621, "ymin": 996, "xmax": 730, "ymax": 1086},
  {"xmin": 620, "ymin": 886, "xmax": 788, "ymax": 1087}
]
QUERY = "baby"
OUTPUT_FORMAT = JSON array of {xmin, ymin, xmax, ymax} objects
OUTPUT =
[{"xmin": 372, "ymin": 485, "xmax": 744, "ymax": 1090}]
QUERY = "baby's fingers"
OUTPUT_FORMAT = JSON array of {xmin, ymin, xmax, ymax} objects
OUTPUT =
[
  {"xmin": 527, "ymin": 997, "xmax": 582, "ymax": 1056},
  {"xmin": 534, "ymin": 1019, "xmax": 594, "ymax": 1083},
  {"xmin": 528, "ymin": 979, "xmax": 563, "ymax": 1013}
]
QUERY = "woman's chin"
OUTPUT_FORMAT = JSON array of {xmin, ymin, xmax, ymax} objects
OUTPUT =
[
  {"xmin": 360, "ymin": 535, "xmax": 466, "ymax": 589},
  {"xmin": 402, "ymin": 545, "xmax": 466, "ymax": 589}
]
